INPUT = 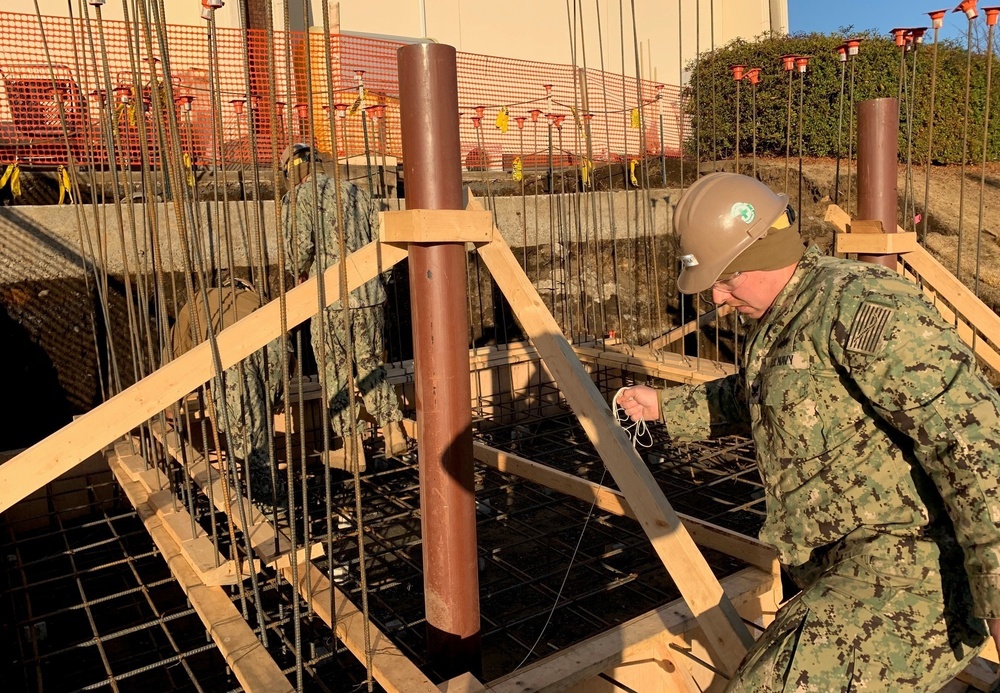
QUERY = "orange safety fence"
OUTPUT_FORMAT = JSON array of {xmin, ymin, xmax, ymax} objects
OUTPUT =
[{"xmin": 0, "ymin": 11, "xmax": 684, "ymax": 173}]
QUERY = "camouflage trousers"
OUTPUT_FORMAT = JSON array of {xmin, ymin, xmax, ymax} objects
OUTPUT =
[
  {"xmin": 727, "ymin": 541, "xmax": 987, "ymax": 692},
  {"xmin": 312, "ymin": 304, "xmax": 402, "ymax": 438},
  {"xmin": 213, "ymin": 340, "xmax": 284, "ymax": 502}
]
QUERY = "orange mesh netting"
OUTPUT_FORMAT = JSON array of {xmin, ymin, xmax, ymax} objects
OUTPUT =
[{"xmin": 0, "ymin": 11, "xmax": 683, "ymax": 172}]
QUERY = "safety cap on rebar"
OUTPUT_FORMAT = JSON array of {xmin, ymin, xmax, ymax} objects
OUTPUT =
[
  {"xmin": 846, "ymin": 37, "xmax": 863, "ymax": 55},
  {"xmin": 88, "ymin": 0, "xmax": 105, "ymax": 6},
  {"xmin": 891, "ymin": 27, "xmax": 908, "ymax": 46},
  {"xmin": 334, "ymin": 103, "xmax": 348, "ymax": 117},
  {"xmin": 529, "ymin": 108, "xmax": 542, "ymax": 122},
  {"xmin": 515, "ymin": 116, "xmax": 526, "ymax": 129},
  {"xmin": 795, "ymin": 56, "xmax": 809, "ymax": 73},
  {"xmin": 366, "ymin": 104, "xmax": 386, "ymax": 121},
  {"xmin": 985, "ymin": 6, "xmax": 1000, "ymax": 25},
  {"xmin": 928, "ymin": 8, "xmax": 948, "ymax": 27},
  {"xmin": 780, "ymin": 54, "xmax": 798, "ymax": 71},
  {"xmin": 354, "ymin": 69, "xmax": 365, "ymax": 84},
  {"xmin": 582, "ymin": 113, "xmax": 594, "ymax": 124},
  {"xmin": 554, "ymin": 114, "xmax": 566, "ymax": 129},
  {"xmin": 293, "ymin": 103, "xmax": 308, "ymax": 119},
  {"xmin": 730, "ymin": 64, "xmax": 746, "ymax": 81},
  {"xmin": 954, "ymin": 0, "xmax": 980, "ymax": 19},
  {"xmin": 746, "ymin": 68, "xmax": 762, "ymax": 84},
  {"xmin": 910, "ymin": 27, "xmax": 929, "ymax": 43},
  {"xmin": 176, "ymin": 94, "xmax": 195, "ymax": 112},
  {"xmin": 471, "ymin": 116, "xmax": 482, "ymax": 129},
  {"xmin": 88, "ymin": 89, "xmax": 106, "ymax": 104},
  {"xmin": 230, "ymin": 98, "xmax": 246, "ymax": 115},
  {"xmin": 114, "ymin": 85, "xmax": 131, "ymax": 103}
]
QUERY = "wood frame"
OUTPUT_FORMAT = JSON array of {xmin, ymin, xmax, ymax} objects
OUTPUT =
[
  {"xmin": 0, "ymin": 241, "xmax": 409, "ymax": 513},
  {"xmin": 471, "ymin": 196, "xmax": 754, "ymax": 674}
]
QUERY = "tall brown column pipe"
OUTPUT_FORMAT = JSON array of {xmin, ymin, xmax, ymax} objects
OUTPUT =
[
  {"xmin": 857, "ymin": 98, "xmax": 899, "ymax": 269},
  {"xmin": 397, "ymin": 43, "xmax": 481, "ymax": 678}
]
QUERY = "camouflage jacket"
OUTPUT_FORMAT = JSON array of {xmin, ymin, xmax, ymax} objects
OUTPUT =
[
  {"xmin": 171, "ymin": 286, "xmax": 262, "ymax": 357},
  {"xmin": 280, "ymin": 172, "xmax": 387, "ymax": 309},
  {"xmin": 660, "ymin": 246, "xmax": 1000, "ymax": 619}
]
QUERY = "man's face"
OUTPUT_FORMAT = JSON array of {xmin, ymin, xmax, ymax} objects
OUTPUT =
[{"xmin": 709, "ymin": 268, "xmax": 789, "ymax": 320}]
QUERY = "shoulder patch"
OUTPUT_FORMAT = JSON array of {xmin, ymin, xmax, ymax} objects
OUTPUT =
[{"xmin": 847, "ymin": 301, "xmax": 894, "ymax": 355}]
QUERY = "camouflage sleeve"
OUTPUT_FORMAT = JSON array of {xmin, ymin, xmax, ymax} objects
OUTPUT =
[
  {"xmin": 830, "ymin": 278, "xmax": 1000, "ymax": 619},
  {"xmin": 293, "ymin": 187, "xmax": 317, "ymax": 277},
  {"xmin": 657, "ymin": 373, "xmax": 751, "ymax": 441}
]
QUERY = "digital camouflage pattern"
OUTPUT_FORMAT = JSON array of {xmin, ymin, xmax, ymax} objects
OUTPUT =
[
  {"xmin": 659, "ymin": 246, "xmax": 1000, "ymax": 690},
  {"xmin": 281, "ymin": 173, "xmax": 402, "ymax": 435},
  {"xmin": 171, "ymin": 287, "xmax": 285, "ymax": 503}
]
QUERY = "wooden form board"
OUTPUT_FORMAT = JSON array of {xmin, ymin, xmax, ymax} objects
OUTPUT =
[
  {"xmin": 149, "ymin": 425, "xmax": 440, "ymax": 693},
  {"xmin": 485, "ymin": 566, "xmax": 776, "ymax": 692},
  {"xmin": 647, "ymin": 305, "xmax": 735, "ymax": 351},
  {"xmin": 825, "ymin": 204, "xmax": 1000, "ymax": 378},
  {"xmin": 380, "ymin": 209, "xmax": 494, "ymax": 243},
  {"xmin": 108, "ymin": 455, "xmax": 295, "ymax": 693},
  {"xmin": 473, "ymin": 203, "xmax": 754, "ymax": 675},
  {"xmin": 835, "ymin": 231, "xmax": 918, "ymax": 255},
  {"xmin": 473, "ymin": 443, "xmax": 779, "ymax": 575},
  {"xmin": 0, "ymin": 241, "xmax": 409, "ymax": 513}
]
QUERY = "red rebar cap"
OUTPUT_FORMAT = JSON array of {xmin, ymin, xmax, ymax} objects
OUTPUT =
[
  {"xmin": 515, "ymin": 116, "xmax": 527, "ymax": 129},
  {"xmin": 582, "ymin": 113, "xmax": 595, "ymax": 122},
  {"xmin": 366, "ymin": 104, "xmax": 386, "ymax": 119},
  {"xmin": 474, "ymin": 106, "xmax": 486, "ymax": 118},
  {"xmin": 891, "ymin": 27, "xmax": 908, "ymax": 46},
  {"xmin": 985, "ymin": 6, "xmax": 1000, "ymax": 25},
  {"xmin": 543, "ymin": 84, "xmax": 553, "ymax": 94},
  {"xmin": 836, "ymin": 44, "xmax": 848, "ymax": 61},
  {"xmin": 954, "ymin": 0, "xmax": 979, "ymax": 19},
  {"xmin": 471, "ymin": 116, "xmax": 482, "ymax": 128},
  {"xmin": 293, "ymin": 103, "xmax": 308, "ymax": 118},
  {"xmin": 910, "ymin": 27, "xmax": 929, "ymax": 42},
  {"xmin": 529, "ymin": 109, "xmax": 542, "ymax": 121},
  {"xmin": 928, "ymin": 8, "xmax": 948, "ymax": 27},
  {"xmin": 746, "ymin": 68, "xmax": 762, "ymax": 84},
  {"xmin": 554, "ymin": 115, "xmax": 566, "ymax": 128},
  {"xmin": 334, "ymin": 103, "xmax": 348, "ymax": 115},
  {"xmin": 730, "ymin": 64, "xmax": 746, "ymax": 80},
  {"xmin": 846, "ymin": 37, "xmax": 863, "ymax": 55},
  {"xmin": 230, "ymin": 98, "xmax": 246, "ymax": 114},
  {"xmin": 780, "ymin": 54, "xmax": 798, "ymax": 71},
  {"xmin": 795, "ymin": 56, "xmax": 809, "ymax": 72}
]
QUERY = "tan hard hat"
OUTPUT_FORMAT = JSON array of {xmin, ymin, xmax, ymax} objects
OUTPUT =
[
  {"xmin": 674, "ymin": 172, "xmax": 790, "ymax": 294},
  {"xmin": 280, "ymin": 143, "xmax": 319, "ymax": 186}
]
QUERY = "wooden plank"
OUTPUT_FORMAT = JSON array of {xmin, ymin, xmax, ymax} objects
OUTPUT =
[
  {"xmin": 281, "ymin": 556, "xmax": 441, "ymax": 693},
  {"xmin": 0, "ymin": 240, "xmax": 409, "ymax": 513},
  {"xmin": 955, "ymin": 656, "xmax": 998, "ymax": 691},
  {"xmin": 109, "ymin": 457, "xmax": 294, "ymax": 693},
  {"xmin": 149, "ymin": 425, "xmax": 437, "ymax": 693},
  {"xmin": 646, "ymin": 305, "xmax": 735, "ymax": 351},
  {"xmin": 575, "ymin": 345, "xmax": 735, "ymax": 384},
  {"xmin": 438, "ymin": 672, "xmax": 487, "ymax": 692},
  {"xmin": 485, "ymin": 567, "xmax": 773, "ymax": 692},
  {"xmin": 835, "ymin": 231, "xmax": 918, "ymax": 255},
  {"xmin": 475, "ymin": 216, "xmax": 753, "ymax": 674},
  {"xmin": 380, "ymin": 209, "xmax": 494, "ymax": 243},
  {"xmin": 473, "ymin": 443, "xmax": 778, "ymax": 574}
]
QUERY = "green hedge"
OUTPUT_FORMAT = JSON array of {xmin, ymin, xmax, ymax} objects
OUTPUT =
[{"xmin": 686, "ymin": 31, "xmax": 1000, "ymax": 164}]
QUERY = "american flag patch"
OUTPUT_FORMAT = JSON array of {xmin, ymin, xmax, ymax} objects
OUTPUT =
[{"xmin": 847, "ymin": 302, "xmax": 894, "ymax": 355}]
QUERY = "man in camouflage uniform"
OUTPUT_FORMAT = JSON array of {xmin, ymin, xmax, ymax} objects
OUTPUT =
[
  {"xmin": 171, "ymin": 277, "xmax": 285, "ymax": 507},
  {"xmin": 279, "ymin": 143, "xmax": 406, "ymax": 458},
  {"xmin": 617, "ymin": 173, "xmax": 1000, "ymax": 691}
]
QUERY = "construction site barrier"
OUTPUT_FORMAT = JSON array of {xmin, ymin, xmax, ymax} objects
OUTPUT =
[{"xmin": 0, "ymin": 11, "xmax": 684, "ymax": 173}]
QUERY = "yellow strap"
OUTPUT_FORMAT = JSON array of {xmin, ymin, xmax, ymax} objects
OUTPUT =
[
  {"xmin": 580, "ymin": 157, "xmax": 592, "ymax": 187},
  {"xmin": 630, "ymin": 107, "xmax": 640, "ymax": 129},
  {"xmin": 183, "ymin": 152, "xmax": 195, "ymax": 188},
  {"xmin": 495, "ymin": 106, "xmax": 509, "ymax": 133},
  {"xmin": 512, "ymin": 156, "xmax": 523, "ymax": 182},
  {"xmin": 57, "ymin": 166, "xmax": 73, "ymax": 205},
  {"xmin": 0, "ymin": 163, "xmax": 13, "ymax": 189},
  {"xmin": 9, "ymin": 163, "xmax": 20, "ymax": 197},
  {"xmin": 629, "ymin": 159, "xmax": 638, "ymax": 187}
]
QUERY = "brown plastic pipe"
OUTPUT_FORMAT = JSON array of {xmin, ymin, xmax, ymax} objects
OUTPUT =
[
  {"xmin": 856, "ymin": 98, "xmax": 899, "ymax": 269},
  {"xmin": 397, "ymin": 43, "xmax": 482, "ymax": 677}
]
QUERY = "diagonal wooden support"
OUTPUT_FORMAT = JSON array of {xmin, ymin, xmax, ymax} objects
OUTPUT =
[
  {"xmin": 0, "ymin": 241, "xmax": 409, "ymax": 513},
  {"xmin": 469, "ymin": 197, "xmax": 754, "ymax": 675}
]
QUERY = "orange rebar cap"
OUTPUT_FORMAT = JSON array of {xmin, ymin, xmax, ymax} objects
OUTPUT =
[
  {"xmin": 846, "ymin": 37, "xmax": 863, "ymax": 55},
  {"xmin": 515, "ymin": 116, "xmax": 526, "ymax": 129},
  {"xmin": 985, "ymin": 6, "xmax": 1000, "ymax": 25},
  {"xmin": 730, "ymin": 64, "xmax": 746, "ymax": 80},
  {"xmin": 954, "ymin": 0, "xmax": 979, "ymax": 20},
  {"xmin": 910, "ymin": 27, "xmax": 928, "ymax": 43},
  {"xmin": 529, "ymin": 109, "xmax": 542, "ymax": 122},
  {"xmin": 928, "ymin": 8, "xmax": 948, "ymax": 27},
  {"xmin": 746, "ymin": 68, "xmax": 762, "ymax": 84},
  {"xmin": 795, "ymin": 56, "xmax": 809, "ymax": 72},
  {"xmin": 780, "ymin": 54, "xmax": 798, "ymax": 71},
  {"xmin": 891, "ymin": 27, "xmax": 908, "ymax": 46}
]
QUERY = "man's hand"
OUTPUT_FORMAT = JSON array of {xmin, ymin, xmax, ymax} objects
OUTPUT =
[{"xmin": 615, "ymin": 386, "xmax": 661, "ymax": 423}]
